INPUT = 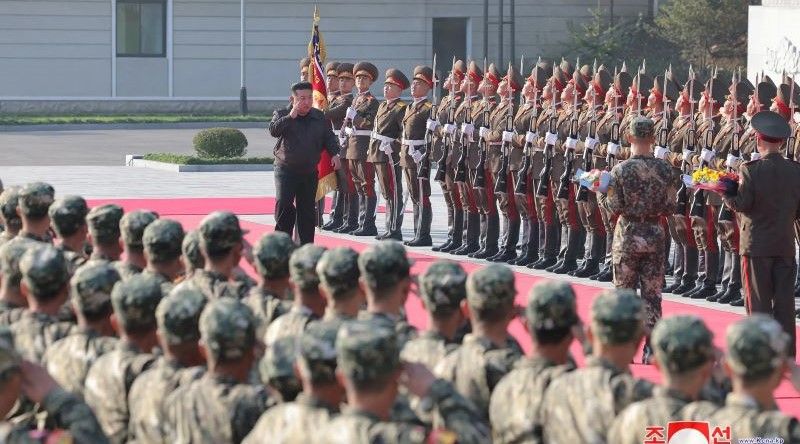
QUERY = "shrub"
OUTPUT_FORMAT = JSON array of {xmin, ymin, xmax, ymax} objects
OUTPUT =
[
  {"xmin": 142, "ymin": 153, "xmax": 273, "ymax": 165},
  {"xmin": 193, "ymin": 127, "xmax": 248, "ymax": 158}
]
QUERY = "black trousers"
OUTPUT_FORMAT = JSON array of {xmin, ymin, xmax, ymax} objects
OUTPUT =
[{"xmin": 274, "ymin": 165, "xmax": 318, "ymax": 245}]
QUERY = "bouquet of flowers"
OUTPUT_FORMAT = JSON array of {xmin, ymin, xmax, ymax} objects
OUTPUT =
[
  {"xmin": 574, "ymin": 168, "xmax": 613, "ymax": 193},
  {"xmin": 684, "ymin": 167, "xmax": 739, "ymax": 194}
]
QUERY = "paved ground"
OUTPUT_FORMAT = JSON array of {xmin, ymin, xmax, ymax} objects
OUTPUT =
[{"xmin": 0, "ymin": 127, "xmax": 277, "ymax": 166}]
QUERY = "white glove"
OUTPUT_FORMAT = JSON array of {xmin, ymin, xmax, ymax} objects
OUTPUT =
[
  {"xmin": 461, "ymin": 123, "xmax": 475, "ymax": 137},
  {"xmin": 682, "ymin": 149, "xmax": 694, "ymax": 162},
  {"xmin": 606, "ymin": 142, "xmax": 620, "ymax": 156},
  {"xmin": 700, "ymin": 148, "xmax": 716, "ymax": 163},
  {"xmin": 380, "ymin": 141, "xmax": 393, "ymax": 155},
  {"xmin": 544, "ymin": 132, "xmax": 559, "ymax": 146},
  {"xmin": 345, "ymin": 107, "xmax": 357, "ymax": 121},
  {"xmin": 725, "ymin": 154, "xmax": 740, "ymax": 168},
  {"xmin": 426, "ymin": 119, "xmax": 439, "ymax": 131},
  {"xmin": 565, "ymin": 137, "xmax": 578, "ymax": 150},
  {"xmin": 344, "ymin": 126, "xmax": 354, "ymax": 137},
  {"xmin": 654, "ymin": 146, "xmax": 668, "ymax": 159},
  {"xmin": 478, "ymin": 127, "xmax": 489, "ymax": 140},
  {"xmin": 338, "ymin": 135, "xmax": 347, "ymax": 147},
  {"xmin": 750, "ymin": 152, "xmax": 761, "ymax": 161},
  {"xmin": 411, "ymin": 148, "xmax": 425, "ymax": 164},
  {"xmin": 584, "ymin": 136, "xmax": 599, "ymax": 151},
  {"xmin": 525, "ymin": 131, "xmax": 538, "ymax": 143},
  {"xmin": 502, "ymin": 131, "xmax": 515, "ymax": 143},
  {"xmin": 443, "ymin": 123, "xmax": 457, "ymax": 135}
]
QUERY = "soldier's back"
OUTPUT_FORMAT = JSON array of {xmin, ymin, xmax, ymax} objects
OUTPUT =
[
  {"xmin": 683, "ymin": 394, "xmax": 800, "ymax": 442},
  {"xmin": 0, "ymin": 301, "xmax": 24, "ymax": 327},
  {"xmin": 607, "ymin": 386, "xmax": 701, "ymax": 444},
  {"xmin": 244, "ymin": 286, "xmax": 291, "ymax": 339},
  {"xmin": 322, "ymin": 409, "xmax": 429, "ymax": 444},
  {"xmin": 113, "ymin": 261, "xmax": 143, "ymax": 281},
  {"xmin": 400, "ymin": 331, "xmax": 456, "ymax": 370},
  {"xmin": 184, "ymin": 269, "xmax": 249, "ymax": 301},
  {"xmin": 10, "ymin": 310, "xmax": 77, "ymax": 363},
  {"xmin": 243, "ymin": 394, "xmax": 337, "ymax": 444},
  {"xmin": 358, "ymin": 310, "xmax": 418, "ymax": 349},
  {"xmin": 264, "ymin": 305, "xmax": 314, "ymax": 346},
  {"xmin": 43, "ymin": 328, "xmax": 118, "ymax": 397}
]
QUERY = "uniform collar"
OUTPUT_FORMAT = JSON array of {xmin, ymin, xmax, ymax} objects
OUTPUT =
[{"xmin": 725, "ymin": 392, "xmax": 774, "ymax": 411}]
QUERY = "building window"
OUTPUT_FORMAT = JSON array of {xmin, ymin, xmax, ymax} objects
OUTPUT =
[{"xmin": 117, "ymin": 0, "xmax": 166, "ymax": 57}]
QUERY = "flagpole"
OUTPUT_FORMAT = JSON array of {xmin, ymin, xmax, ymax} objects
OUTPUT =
[{"xmin": 239, "ymin": 0, "xmax": 248, "ymax": 115}]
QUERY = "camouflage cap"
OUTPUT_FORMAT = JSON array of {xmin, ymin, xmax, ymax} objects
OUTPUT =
[
  {"xmin": 156, "ymin": 287, "xmax": 207, "ymax": 345},
  {"xmin": 337, "ymin": 319, "xmax": 400, "ymax": 383},
  {"xmin": 590, "ymin": 289, "xmax": 645, "ymax": 344},
  {"xmin": 199, "ymin": 211, "xmax": 244, "ymax": 255},
  {"xmin": 357, "ymin": 241, "xmax": 411, "ymax": 290},
  {"xmin": 182, "ymin": 230, "xmax": 204, "ymax": 270},
  {"xmin": 86, "ymin": 204, "xmax": 124, "ymax": 245},
  {"xmin": 48, "ymin": 195, "xmax": 89, "ymax": 238},
  {"xmin": 143, "ymin": 219, "xmax": 185, "ymax": 263},
  {"xmin": 253, "ymin": 231, "xmax": 296, "ymax": 280},
  {"xmin": 466, "ymin": 264, "xmax": 516, "ymax": 311},
  {"xmin": 652, "ymin": 315, "xmax": 715, "ymax": 374},
  {"xmin": 420, "ymin": 260, "xmax": 467, "ymax": 312},
  {"xmin": 199, "ymin": 298, "xmax": 257, "ymax": 361},
  {"xmin": 19, "ymin": 244, "xmax": 69, "ymax": 297},
  {"xmin": 0, "ymin": 186, "xmax": 22, "ymax": 231},
  {"xmin": 299, "ymin": 321, "xmax": 339, "ymax": 383},
  {"xmin": 526, "ymin": 281, "xmax": 579, "ymax": 331},
  {"xmin": 316, "ymin": 247, "xmax": 360, "ymax": 298},
  {"xmin": 261, "ymin": 335, "xmax": 298, "ymax": 381},
  {"xmin": 18, "ymin": 182, "xmax": 55, "ymax": 219},
  {"xmin": 289, "ymin": 244, "xmax": 327, "ymax": 292},
  {"xmin": 111, "ymin": 273, "xmax": 163, "ymax": 332},
  {"xmin": 0, "ymin": 326, "xmax": 20, "ymax": 380},
  {"xmin": 726, "ymin": 314, "xmax": 789, "ymax": 379},
  {"xmin": 71, "ymin": 262, "xmax": 121, "ymax": 317},
  {"xmin": 0, "ymin": 238, "xmax": 36, "ymax": 288},
  {"xmin": 630, "ymin": 116, "xmax": 655, "ymax": 139},
  {"xmin": 120, "ymin": 210, "xmax": 159, "ymax": 249}
]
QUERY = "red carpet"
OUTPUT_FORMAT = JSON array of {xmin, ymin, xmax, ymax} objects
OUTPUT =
[{"xmin": 161, "ymin": 210, "xmax": 800, "ymax": 414}]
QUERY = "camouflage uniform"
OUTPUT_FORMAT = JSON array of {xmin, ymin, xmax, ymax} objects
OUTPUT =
[
  {"xmin": 48, "ymin": 195, "xmax": 89, "ymax": 273},
  {"xmin": 44, "ymin": 263, "xmax": 121, "ymax": 397},
  {"xmin": 0, "ymin": 186, "xmax": 22, "ymax": 247},
  {"xmin": 683, "ymin": 315, "xmax": 800, "ymax": 441},
  {"xmin": 314, "ymin": 246, "xmax": 361, "ymax": 324},
  {"xmin": 141, "ymin": 218, "xmax": 185, "ymax": 295},
  {"xmin": 0, "ymin": 330, "xmax": 109, "ymax": 444},
  {"xmin": 85, "ymin": 204, "xmax": 124, "ymax": 263},
  {"xmin": 264, "ymin": 244, "xmax": 326, "ymax": 346},
  {"xmin": 244, "ymin": 318, "xmax": 341, "ymax": 444},
  {"xmin": 0, "ymin": 238, "xmax": 35, "ymax": 326},
  {"xmin": 16, "ymin": 182, "xmax": 55, "ymax": 243},
  {"xmin": 490, "ymin": 281, "xmax": 581, "ymax": 443},
  {"xmin": 10, "ymin": 245, "xmax": 75, "ymax": 363},
  {"xmin": 435, "ymin": 264, "xmax": 523, "ymax": 421},
  {"xmin": 165, "ymin": 298, "xmax": 272, "ymax": 443},
  {"xmin": 84, "ymin": 274, "xmax": 163, "ymax": 443},
  {"xmin": 259, "ymin": 335, "xmax": 302, "ymax": 402},
  {"xmin": 129, "ymin": 287, "xmax": 206, "ymax": 444},
  {"xmin": 115, "ymin": 210, "xmax": 158, "ymax": 280},
  {"xmin": 323, "ymin": 319, "xmax": 489, "ymax": 444},
  {"xmin": 244, "ymin": 232, "xmax": 295, "ymax": 338},
  {"xmin": 541, "ymin": 289, "xmax": 653, "ymax": 443},
  {"xmin": 597, "ymin": 117, "xmax": 676, "ymax": 330},
  {"xmin": 607, "ymin": 315, "xmax": 718, "ymax": 444}
]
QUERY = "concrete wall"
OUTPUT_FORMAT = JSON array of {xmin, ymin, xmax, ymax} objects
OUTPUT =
[{"xmin": 748, "ymin": 3, "xmax": 800, "ymax": 81}]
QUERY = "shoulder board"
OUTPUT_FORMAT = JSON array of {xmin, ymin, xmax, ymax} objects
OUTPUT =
[{"xmin": 397, "ymin": 101, "xmax": 408, "ymax": 108}]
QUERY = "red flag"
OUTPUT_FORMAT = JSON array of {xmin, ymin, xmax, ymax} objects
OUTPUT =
[{"xmin": 309, "ymin": 8, "xmax": 336, "ymax": 201}]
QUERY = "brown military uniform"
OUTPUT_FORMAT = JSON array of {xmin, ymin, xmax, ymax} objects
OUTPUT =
[
  {"xmin": 369, "ymin": 98, "xmax": 407, "ymax": 238},
  {"xmin": 401, "ymin": 98, "xmax": 434, "ymax": 244},
  {"xmin": 344, "ymin": 90, "xmax": 380, "ymax": 233},
  {"xmin": 511, "ymin": 100, "xmax": 543, "ymax": 264},
  {"xmin": 432, "ymin": 91, "xmax": 466, "ymax": 251},
  {"xmin": 533, "ymin": 102, "xmax": 563, "ymax": 264},
  {"xmin": 324, "ymin": 91, "xmax": 357, "ymax": 230}
]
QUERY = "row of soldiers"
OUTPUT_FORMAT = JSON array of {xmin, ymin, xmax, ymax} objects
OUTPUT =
[
  {"xmin": 308, "ymin": 56, "xmax": 800, "ymax": 312},
  {"xmin": 0, "ymin": 179, "xmax": 798, "ymax": 442}
]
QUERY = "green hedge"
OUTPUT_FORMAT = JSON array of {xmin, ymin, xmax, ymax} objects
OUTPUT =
[
  {"xmin": 142, "ymin": 153, "xmax": 273, "ymax": 165},
  {"xmin": 0, "ymin": 114, "xmax": 269, "ymax": 125},
  {"xmin": 193, "ymin": 127, "xmax": 249, "ymax": 158}
]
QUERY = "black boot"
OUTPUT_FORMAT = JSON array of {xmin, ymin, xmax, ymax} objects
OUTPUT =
[
  {"xmin": 335, "ymin": 192, "xmax": 360, "ymax": 233},
  {"xmin": 402, "ymin": 203, "xmax": 420, "ymax": 245},
  {"xmin": 707, "ymin": 284, "xmax": 728, "ymax": 302},
  {"xmin": 531, "ymin": 222, "xmax": 559, "ymax": 269},
  {"xmin": 452, "ymin": 212, "xmax": 480, "ymax": 256},
  {"xmin": 674, "ymin": 246, "xmax": 699, "ymax": 295},
  {"xmin": 487, "ymin": 214, "xmax": 510, "ymax": 261},
  {"xmin": 472, "ymin": 213, "xmax": 500, "ymax": 259},
  {"xmin": 491, "ymin": 218, "xmax": 520, "ymax": 263},
  {"xmin": 641, "ymin": 337, "xmax": 654, "ymax": 365},
  {"xmin": 352, "ymin": 196, "xmax": 378, "ymax": 236},
  {"xmin": 406, "ymin": 205, "xmax": 433, "ymax": 247},
  {"xmin": 552, "ymin": 227, "xmax": 581, "ymax": 274},
  {"xmin": 512, "ymin": 219, "xmax": 539, "ymax": 266},
  {"xmin": 689, "ymin": 286, "xmax": 717, "ymax": 300},
  {"xmin": 433, "ymin": 194, "xmax": 455, "ymax": 251},
  {"xmin": 440, "ymin": 209, "xmax": 464, "ymax": 253},
  {"xmin": 729, "ymin": 295, "xmax": 745, "ymax": 307},
  {"xmin": 575, "ymin": 233, "xmax": 604, "ymax": 278}
]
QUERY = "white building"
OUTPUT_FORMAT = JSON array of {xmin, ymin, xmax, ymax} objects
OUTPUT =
[
  {"xmin": 748, "ymin": 0, "xmax": 800, "ymax": 82},
  {"xmin": 0, "ymin": 0, "xmax": 652, "ymax": 113}
]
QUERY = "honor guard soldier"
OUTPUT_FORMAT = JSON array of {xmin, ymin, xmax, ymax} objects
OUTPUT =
[
  {"xmin": 432, "ymin": 60, "xmax": 467, "ymax": 253},
  {"xmin": 369, "ymin": 68, "xmax": 408, "ymax": 241},
  {"xmin": 402, "ymin": 65, "xmax": 435, "ymax": 247},
  {"xmin": 341, "ymin": 62, "xmax": 380, "ymax": 236},
  {"xmin": 299, "ymin": 57, "xmax": 310, "ymax": 82},
  {"xmin": 321, "ymin": 61, "xmax": 351, "ymax": 232},
  {"xmin": 327, "ymin": 63, "xmax": 358, "ymax": 234}
]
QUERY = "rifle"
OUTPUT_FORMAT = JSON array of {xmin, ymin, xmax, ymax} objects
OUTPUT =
[
  {"xmin": 556, "ymin": 59, "xmax": 580, "ymax": 200},
  {"xmin": 689, "ymin": 66, "xmax": 717, "ymax": 219},
  {"xmin": 605, "ymin": 67, "xmax": 621, "ymax": 171},
  {"xmin": 473, "ymin": 58, "xmax": 490, "ymax": 189},
  {"xmin": 516, "ymin": 65, "xmax": 540, "ymax": 196},
  {"xmin": 494, "ymin": 61, "xmax": 518, "ymax": 195},
  {"xmin": 454, "ymin": 61, "xmax": 474, "ymax": 184},
  {"xmin": 434, "ymin": 57, "xmax": 458, "ymax": 183},
  {"xmin": 536, "ymin": 70, "xmax": 559, "ymax": 197},
  {"xmin": 656, "ymin": 69, "xmax": 671, "ymax": 151},
  {"xmin": 787, "ymin": 73, "xmax": 796, "ymax": 160},
  {"xmin": 719, "ymin": 71, "xmax": 741, "ymax": 223},
  {"xmin": 418, "ymin": 53, "xmax": 438, "ymax": 179},
  {"xmin": 576, "ymin": 72, "xmax": 599, "ymax": 202},
  {"xmin": 675, "ymin": 66, "xmax": 697, "ymax": 216}
]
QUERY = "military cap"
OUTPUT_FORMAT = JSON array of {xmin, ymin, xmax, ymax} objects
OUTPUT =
[
  {"xmin": 0, "ymin": 186, "xmax": 22, "ymax": 231},
  {"xmin": 413, "ymin": 65, "xmax": 434, "ymax": 88},
  {"xmin": 353, "ymin": 61, "xmax": 378, "ymax": 81},
  {"xmin": 614, "ymin": 70, "xmax": 633, "ymax": 97},
  {"xmin": 358, "ymin": 240, "xmax": 411, "ymax": 291},
  {"xmin": 504, "ymin": 63, "xmax": 523, "ymax": 92},
  {"xmin": 751, "ymin": 110, "xmax": 791, "ymax": 141},
  {"xmin": 571, "ymin": 71, "xmax": 588, "ymax": 97},
  {"xmin": 466, "ymin": 264, "xmax": 516, "ymax": 311},
  {"xmin": 0, "ymin": 326, "xmax": 20, "ymax": 380},
  {"xmin": 143, "ymin": 218, "xmax": 185, "ymax": 263},
  {"xmin": 20, "ymin": 244, "xmax": 69, "ymax": 297},
  {"xmin": 182, "ymin": 230, "xmax": 204, "ymax": 270},
  {"xmin": 590, "ymin": 289, "xmax": 645, "ymax": 344},
  {"xmin": 157, "ymin": 287, "xmax": 206, "ymax": 345},
  {"xmin": 485, "ymin": 63, "xmax": 502, "ymax": 87},
  {"xmin": 755, "ymin": 79, "xmax": 778, "ymax": 111},
  {"xmin": 630, "ymin": 116, "xmax": 656, "ymax": 139},
  {"xmin": 71, "ymin": 262, "xmax": 120, "ymax": 317},
  {"xmin": 111, "ymin": 273, "xmax": 163, "ymax": 332},
  {"xmin": 652, "ymin": 315, "xmax": 715, "ymax": 374},
  {"xmin": 763, "ymin": 74, "xmax": 776, "ymax": 88},
  {"xmin": 18, "ymin": 182, "xmax": 55, "ymax": 219},
  {"xmin": 528, "ymin": 64, "xmax": 548, "ymax": 90},
  {"xmin": 48, "ymin": 196, "xmax": 89, "ymax": 238},
  {"xmin": 86, "ymin": 204, "xmax": 124, "ymax": 245},
  {"xmin": 526, "ymin": 281, "xmax": 579, "ymax": 331},
  {"xmin": 420, "ymin": 260, "xmax": 467, "ymax": 313},
  {"xmin": 726, "ymin": 314, "xmax": 789, "ymax": 379},
  {"xmin": 316, "ymin": 246, "xmax": 360, "ymax": 297},
  {"xmin": 704, "ymin": 76, "xmax": 727, "ymax": 107},
  {"xmin": 299, "ymin": 321, "xmax": 339, "ymax": 383},
  {"xmin": 289, "ymin": 244, "xmax": 327, "ymax": 292},
  {"xmin": 199, "ymin": 297, "xmax": 257, "ymax": 361},
  {"xmin": 730, "ymin": 80, "xmax": 754, "ymax": 106},
  {"xmin": 299, "ymin": 57, "xmax": 310, "ymax": 70},
  {"xmin": 198, "ymin": 211, "xmax": 244, "ymax": 254},
  {"xmin": 336, "ymin": 319, "xmax": 400, "ymax": 382},
  {"xmin": 683, "ymin": 76, "xmax": 704, "ymax": 102},
  {"xmin": 579, "ymin": 63, "xmax": 593, "ymax": 81},
  {"xmin": 652, "ymin": 75, "xmax": 679, "ymax": 103},
  {"xmin": 253, "ymin": 231, "xmax": 296, "ymax": 280},
  {"xmin": 776, "ymin": 83, "xmax": 800, "ymax": 114},
  {"xmin": 632, "ymin": 72, "xmax": 653, "ymax": 98},
  {"xmin": 337, "ymin": 62, "xmax": 355, "ymax": 79},
  {"xmin": 120, "ymin": 210, "xmax": 158, "ymax": 249},
  {"xmin": 559, "ymin": 58, "xmax": 575, "ymax": 77},
  {"xmin": 467, "ymin": 60, "xmax": 484, "ymax": 85},
  {"xmin": 260, "ymin": 335, "xmax": 298, "ymax": 382},
  {"xmin": 384, "ymin": 68, "xmax": 409, "ymax": 90},
  {"xmin": 0, "ymin": 239, "xmax": 35, "ymax": 287},
  {"xmin": 551, "ymin": 66, "xmax": 568, "ymax": 91},
  {"xmin": 325, "ymin": 61, "xmax": 340, "ymax": 76},
  {"xmin": 452, "ymin": 59, "xmax": 467, "ymax": 81},
  {"xmin": 592, "ymin": 67, "xmax": 613, "ymax": 98}
]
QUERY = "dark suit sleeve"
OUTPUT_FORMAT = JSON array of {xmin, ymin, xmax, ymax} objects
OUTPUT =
[
  {"xmin": 724, "ymin": 164, "xmax": 754, "ymax": 213},
  {"xmin": 324, "ymin": 119, "xmax": 341, "ymax": 157},
  {"xmin": 268, "ymin": 109, "xmax": 293, "ymax": 137}
]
